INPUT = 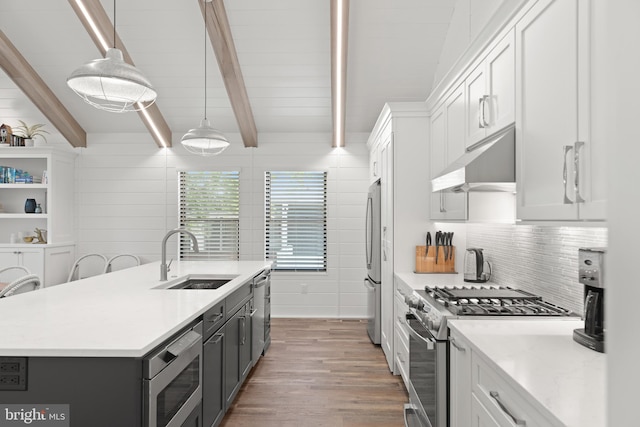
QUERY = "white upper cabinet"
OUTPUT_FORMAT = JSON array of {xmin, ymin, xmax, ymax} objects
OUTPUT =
[
  {"xmin": 515, "ymin": 0, "xmax": 603, "ymax": 221},
  {"xmin": 465, "ymin": 30, "xmax": 515, "ymax": 148},
  {"xmin": 430, "ymin": 84, "xmax": 467, "ymax": 220}
]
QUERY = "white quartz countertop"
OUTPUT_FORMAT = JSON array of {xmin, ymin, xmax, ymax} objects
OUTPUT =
[
  {"xmin": 396, "ymin": 271, "xmax": 482, "ymax": 291},
  {"xmin": 0, "ymin": 261, "xmax": 271, "ymax": 358},
  {"xmin": 449, "ymin": 319, "xmax": 605, "ymax": 427}
]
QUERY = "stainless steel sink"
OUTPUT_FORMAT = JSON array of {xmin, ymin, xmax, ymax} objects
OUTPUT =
[{"xmin": 168, "ymin": 278, "xmax": 233, "ymax": 290}]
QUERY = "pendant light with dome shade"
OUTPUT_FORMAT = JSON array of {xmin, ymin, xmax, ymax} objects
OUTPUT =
[
  {"xmin": 181, "ymin": 0, "xmax": 230, "ymax": 156},
  {"xmin": 66, "ymin": 0, "xmax": 157, "ymax": 113}
]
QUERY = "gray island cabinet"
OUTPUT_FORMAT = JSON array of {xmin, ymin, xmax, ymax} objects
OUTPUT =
[{"xmin": 0, "ymin": 261, "xmax": 271, "ymax": 427}]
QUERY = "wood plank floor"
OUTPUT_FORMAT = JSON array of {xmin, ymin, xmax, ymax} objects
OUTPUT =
[{"xmin": 220, "ymin": 318, "xmax": 408, "ymax": 427}]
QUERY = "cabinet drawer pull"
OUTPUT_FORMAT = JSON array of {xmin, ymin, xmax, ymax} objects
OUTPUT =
[
  {"xmin": 207, "ymin": 313, "xmax": 223, "ymax": 323},
  {"xmin": 489, "ymin": 391, "xmax": 526, "ymax": 426},
  {"xmin": 207, "ymin": 333, "xmax": 223, "ymax": 345},
  {"xmin": 450, "ymin": 337, "xmax": 466, "ymax": 352},
  {"xmin": 396, "ymin": 352, "xmax": 405, "ymax": 364}
]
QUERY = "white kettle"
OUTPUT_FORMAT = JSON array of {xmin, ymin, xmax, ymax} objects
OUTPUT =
[{"xmin": 464, "ymin": 248, "xmax": 492, "ymax": 283}]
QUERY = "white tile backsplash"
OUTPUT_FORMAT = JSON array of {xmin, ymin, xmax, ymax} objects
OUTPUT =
[{"xmin": 467, "ymin": 223, "xmax": 607, "ymax": 315}]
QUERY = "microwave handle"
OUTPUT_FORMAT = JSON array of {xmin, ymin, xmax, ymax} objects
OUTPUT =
[{"xmin": 166, "ymin": 330, "xmax": 201, "ymax": 360}]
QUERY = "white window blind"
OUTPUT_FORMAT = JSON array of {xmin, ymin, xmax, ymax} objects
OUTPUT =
[
  {"xmin": 179, "ymin": 171, "xmax": 240, "ymax": 260},
  {"xmin": 265, "ymin": 171, "xmax": 327, "ymax": 271}
]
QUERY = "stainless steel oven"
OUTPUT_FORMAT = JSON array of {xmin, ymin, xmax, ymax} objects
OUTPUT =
[
  {"xmin": 144, "ymin": 321, "xmax": 203, "ymax": 427},
  {"xmin": 402, "ymin": 284, "xmax": 576, "ymax": 427},
  {"xmin": 404, "ymin": 310, "xmax": 448, "ymax": 427}
]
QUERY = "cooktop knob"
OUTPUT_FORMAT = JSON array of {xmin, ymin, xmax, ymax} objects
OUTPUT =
[
  {"xmin": 405, "ymin": 296, "xmax": 425, "ymax": 311},
  {"xmin": 430, "ymin": 318, "xmax": 441, "ymax": 330}
]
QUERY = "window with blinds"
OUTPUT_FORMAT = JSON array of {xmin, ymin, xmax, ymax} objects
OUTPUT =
[
  {"xmin": 265, "ymin": 171, "xmax": 327, "ymax": 271},
  {"xmin": 179, "ymin": 171, "xmax": 240, "ymax": 260}
]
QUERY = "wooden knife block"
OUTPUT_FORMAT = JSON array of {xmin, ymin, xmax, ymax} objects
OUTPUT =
[{"xmin": 415, "ymin": 245, "xmax": 456, "ymax": 273}]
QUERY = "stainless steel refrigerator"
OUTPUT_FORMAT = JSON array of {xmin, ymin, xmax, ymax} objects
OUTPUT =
[{"xmin": 364, "ymin": 179, "xmax": 381, "ymax": 344}]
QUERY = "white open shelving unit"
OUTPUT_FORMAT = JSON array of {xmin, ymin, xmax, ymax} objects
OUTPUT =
[{"xmin": 0, "ymin": 147, "xmax": 76, "ymax": 286}]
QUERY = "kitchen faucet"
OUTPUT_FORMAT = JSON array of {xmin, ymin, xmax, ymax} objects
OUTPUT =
[{"xmin": 160, "ymin": 228, "xmax": 200, "ymax": 281}]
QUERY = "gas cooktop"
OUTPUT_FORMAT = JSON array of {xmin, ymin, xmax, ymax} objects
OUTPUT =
[{"xmin": 417, "ymin": 285, "xmax": 574, "ymax": 317}]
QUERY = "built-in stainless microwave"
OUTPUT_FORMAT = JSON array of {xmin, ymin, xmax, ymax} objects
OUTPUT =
[{"xmin": 144, "ymin": 322, "xmax": 203, "ymax": 427}]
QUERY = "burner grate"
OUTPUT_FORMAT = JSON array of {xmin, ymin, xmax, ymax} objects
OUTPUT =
[{"xmin": 424, "ymin": 285, "xmax": 573, "ymax": 317}]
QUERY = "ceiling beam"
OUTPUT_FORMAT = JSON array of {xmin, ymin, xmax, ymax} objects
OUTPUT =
[
  {"xmin": 0, "ymin": 30, "xmax": 87, "ymax": 148},
  {"xmin": 68, "ymin": 0, "xmax": 172, "ymax": 148},
  {"xmin": 331, "ymin": 0, "xmax": 349, "ymax": 148},
  {"xmin": 201, "ymin": 0, "xmax": 258, "ymax": 148}
]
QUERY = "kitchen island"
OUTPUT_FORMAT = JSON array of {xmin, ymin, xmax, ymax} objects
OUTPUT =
[
  {"xmin": 0, "ymin": 260, "xmax": 271, "ymax": 427},
  {"xmin": 0, "ymin": 260, "xmax": 270, "ymax": 357}
]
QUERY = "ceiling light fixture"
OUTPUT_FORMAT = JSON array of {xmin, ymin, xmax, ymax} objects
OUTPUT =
[
  {"xmin": 181, "ymin": 0, "xmax": 230, "ymax": 156},
  {"xmin": 331, "ymin": 0, "xmax": 349, "ymax": 148},
  {"xmin": 67, "ymin": 0, "xmax": 157, "ymax": 113}
]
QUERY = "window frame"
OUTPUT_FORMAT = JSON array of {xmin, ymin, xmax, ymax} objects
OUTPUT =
[
  {"xmin": 264, "ymin": 170, "xmax": 328, "ymax": 272},
  {"xmin": 178, "ymin": 170, "xmax": 240, "ymax": 261}
]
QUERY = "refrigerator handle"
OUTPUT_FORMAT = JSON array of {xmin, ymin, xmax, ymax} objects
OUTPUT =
[
  {"xmin": 363, "ymin": 278, "xmax": 375, "ymax": 291},
  {"xmin": 366, "ymin": 196, "xmax": 372, "ymax": 269}
]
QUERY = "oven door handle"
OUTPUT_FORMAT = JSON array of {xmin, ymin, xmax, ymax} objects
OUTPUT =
[{"xmin": 405, "ymin": 315, "xmax": 436, "ymax": 350}]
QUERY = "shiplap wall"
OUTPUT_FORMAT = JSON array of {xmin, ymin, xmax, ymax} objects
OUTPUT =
[
  {"xmin": 467, "ymin": 223, "xmax": 608, "ymax": 315},
  {"xmin": 74, "ymin": 132, "xmax": 369, "ymax": 318}
]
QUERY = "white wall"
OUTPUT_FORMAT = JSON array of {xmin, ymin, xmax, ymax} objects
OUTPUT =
[
  {"xmin": 74, "ymin": 132, "xmax": 370, "ymax": 318},
  {"xmin": 604, "ymin": 0, "xmax": 640, "ymax": 425}
]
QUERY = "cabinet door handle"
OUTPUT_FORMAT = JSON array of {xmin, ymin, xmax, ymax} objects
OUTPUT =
[
  {"xmin": 481, "ymin": 95, "xmax": 490, "ymax": 127},
  {"xmin": 239, "ymin": 316, "xmax": 246, "ymax": 345},
  {"xmin": 573, "ymin": 141, "xmax": 585, "ymax": 203},
  {"xmin": 490, "ymin": 391, "xmax": 526, "ymax": 426},
  {"xmin": 562, "ymin": 145, "xmax": 574, "ymax": 204},
  {"xmin": 478, "ymin": 97, "xmax": 486, "ymax": 128},
  {"xmin": 373, "ymin": 160, "xmax": 378, "ymax": 177},
  {"xmin": 450, "ymin": 337, "xmax": 466, "ymax": 352},
  {"xmin": 396, "ymin": 352, "xmax": 405, "ymax": 364},
  {"xmin": 439, "ymin": 192, "xmax": 446, "ymax": 213}
]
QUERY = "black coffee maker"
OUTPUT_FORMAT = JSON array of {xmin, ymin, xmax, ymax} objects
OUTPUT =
[{"xmin": 573, "ymin": 247, "xmax": 606, "ymax": 353}]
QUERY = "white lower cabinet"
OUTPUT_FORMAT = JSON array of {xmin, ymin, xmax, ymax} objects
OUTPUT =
[
  {"xmin": 393, "ymin": 286, "xmax": 410, "ymax": 389},
  {"xmin": 449, "ymin": 330, "xmax": 472, "ymax": 427},
  {"xmin": 0, "ymin": 244, "xmax": 75, "ymax": 286},
  {"xmin": 450, "ymin": 327, "xmax": 563, "ymax": 427},
  {"xmin": 471, "ymin": 350, "xmax": 561, "ymax": 427},
  {"xmin": 471, "ymin": 393, "xmax": 501, "ymax": 427}
]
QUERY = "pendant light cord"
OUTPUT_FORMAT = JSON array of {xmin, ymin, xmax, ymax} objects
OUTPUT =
[{"xmin": 204, "ymin": 0, "xmax": 208, "ymax": 121}]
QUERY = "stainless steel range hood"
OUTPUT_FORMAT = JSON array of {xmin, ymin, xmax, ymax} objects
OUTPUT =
[{"xmin": 431, "ymin": 124, "xmax": 515, "ymax": 193}]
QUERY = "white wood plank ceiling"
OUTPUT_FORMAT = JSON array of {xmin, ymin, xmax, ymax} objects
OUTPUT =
[{"xmin": 0, "ymin": 0, "xmax": 456, "ymax": 147}]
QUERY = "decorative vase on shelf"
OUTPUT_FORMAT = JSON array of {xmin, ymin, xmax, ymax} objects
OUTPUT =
[
  {"xmin": 34, "ymin": 203, "xmax": 42, "ymax": 214},
  {"xmin": 24, "ymin": 198, "xmax": 36, "ymax": 213},
  {"xmin": 23, "ymin": 138, "xmax": 34, "ymax": 147}
]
